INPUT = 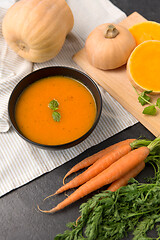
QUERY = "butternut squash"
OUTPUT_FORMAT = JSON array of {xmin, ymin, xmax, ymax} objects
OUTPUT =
[
  {"xmin": 85, "ymin": 23, "xmax": 136, "ymax": 70},
  {"xmin": 2, "ymin": 0, "xmax": 74, "ymax": 63},
  {"xmin": 129, "ymin": 21, "xmax": 160, "ymax": 45},
  {"xmin": 127, "ymin": 40, "xmax": 160, "ymax": 93}
]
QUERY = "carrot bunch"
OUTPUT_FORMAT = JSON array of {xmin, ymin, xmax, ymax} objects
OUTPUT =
[{"xmin": 38, "ymin": 136, "xmax": 160, "ymax": 213}]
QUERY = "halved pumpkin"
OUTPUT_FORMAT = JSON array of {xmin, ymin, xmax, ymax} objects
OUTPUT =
[
  {"xmin": 129, "ymin": 21, "xmax": 160, "ymax": 45},
  {"xmin": 127, "ymin": 40, "xmax": 160, "ymax": 94}
]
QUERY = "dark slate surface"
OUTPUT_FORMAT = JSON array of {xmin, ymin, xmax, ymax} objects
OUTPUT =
[{"xmin": 0, "ymin": 1, "xmax": 159, "ymax": 239}]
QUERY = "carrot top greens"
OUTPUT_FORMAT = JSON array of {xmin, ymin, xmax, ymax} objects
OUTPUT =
[{"xmin": 54, "ymin": 138, "xmax": 160, "ymax": 240}]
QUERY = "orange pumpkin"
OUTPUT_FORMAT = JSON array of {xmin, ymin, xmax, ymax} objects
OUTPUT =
[
  {"xmin": 85, "ymin": 23, "xmax": 136, "ymax": 70},
  {"xmin": 127, "ymin": 40, "xmax": 160, "ymax": 94},
  {"xmin": 2, "ymin": 0, "xmax": 74, "ymax": 63},
  {"xmin": 129, "ymin": 21, "xmax": 160, "ymax": 45}
]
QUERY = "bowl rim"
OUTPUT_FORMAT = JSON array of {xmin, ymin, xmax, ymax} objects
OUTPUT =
[{"xmin": 8, "ymin": 66, "xmax": 102, "ymax": 149}]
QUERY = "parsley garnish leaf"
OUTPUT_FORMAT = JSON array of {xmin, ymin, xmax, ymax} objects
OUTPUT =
[
  {"xmin": 48, "ymin": 99, "xmax": 61, "ymax": 122},
  {"xmin": 138, "ymin": 90, "xmax": 152, "ymax": 106},
  {"xmin": 52, "ymin": 111, "xmax": 61, "ymax": 122},
  {"xmin": 156, "ymin": 98, "xmax": 160, "ymax": 109},
  {"xmin": 143, "ymin": 105, "xmax": 157, "ymax": 115},
  {"xmin": 133, "ymin": 86, "xmax": 159, "ymax": 115},
  {"xmin": 48, "ymin": 99, "xmax": 59, "ymax": 110}
]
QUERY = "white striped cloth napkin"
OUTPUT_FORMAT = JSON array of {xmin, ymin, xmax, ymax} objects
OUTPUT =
[{"xmin": 0, "ymin": 0, "xmax": 137, "ymax": 197}]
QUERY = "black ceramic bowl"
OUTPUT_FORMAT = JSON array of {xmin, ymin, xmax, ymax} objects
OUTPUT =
[{"xmin": 8, "ymin": 66, "xmax": 102, "ymax": 149}]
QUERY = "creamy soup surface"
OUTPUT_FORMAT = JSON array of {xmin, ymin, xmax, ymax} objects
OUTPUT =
[{"xmin": 15, "ymin": 76, "xmax": 97, "ymax": 145}]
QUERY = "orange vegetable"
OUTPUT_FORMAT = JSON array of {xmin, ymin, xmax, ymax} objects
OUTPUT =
[
  {"xmin": 85, "ymin": 23, "xmax": 136, "ymax": 70},
  {"xmin": 63, "ymin": 139, "xmax": 135, "ymax": 183},
  {"xmin": 2, "ymin": 0, "xmax": 74, "ymax": 63},
  {"xmin": 127, "ymin": 40, "xmax": 160, "ymax": 93},
  {"xmin": 107, "ymin": 161, "xmax": 145, "ymax": 192},
  {"xmin": 38, "ymin": 146, "xmax": 150, "ymax": 213},
  {"xmin": 51, "ymin": 139, "xmax": 134, "ymax": 196},
  {"xmin": 129, "ymin": 21, "xmax": 160, "ymax": 46}
]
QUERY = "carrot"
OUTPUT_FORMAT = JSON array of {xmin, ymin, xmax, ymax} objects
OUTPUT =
[
  {"xmin": 40, "ymin": 136, "xmax": 160, "ymax": 214},
  {"xmin": 107, "ymin": 161, "xmax": 145, "ymax": 192},
  {"xmin": 38, "ymin": 146, "xmax": 150, "ymax": 213},
  {"xmin": 38, "ymin": 136, "xmax": 160, "ymax": 213},
  {"xmin": 63, "ymin": 139, "xmax": 136, "ymax": 184},
  {"xmin": 51, "ymin": 139, "xmax": 134, "ymax": 196}
]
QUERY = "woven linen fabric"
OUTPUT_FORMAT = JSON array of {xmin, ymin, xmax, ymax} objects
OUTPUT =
[{"xmin": 0, "ymin": 0, "xmax": 137, "ymax": 197}]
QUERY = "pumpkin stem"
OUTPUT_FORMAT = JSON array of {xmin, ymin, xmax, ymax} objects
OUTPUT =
[{"xmin": 105, "ymin": 24, "xmax": 119, "ymax": 38}]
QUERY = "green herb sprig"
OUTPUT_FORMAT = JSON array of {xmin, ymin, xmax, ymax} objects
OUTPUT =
[
  {"xmin": 133, "ymin": 86, "xmax": 160, "ymax": 115},
  {"xmin": 48, "ymin": 99, "xmax": 61, "ymax": 122}
]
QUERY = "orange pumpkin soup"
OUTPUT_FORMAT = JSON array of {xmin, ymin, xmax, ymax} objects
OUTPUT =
[{"xmin": 15, "ymin": 76, "xmax": 97, "ymax": 145}]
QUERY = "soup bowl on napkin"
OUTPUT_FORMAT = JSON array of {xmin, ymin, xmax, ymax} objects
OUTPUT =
[{"xmin": 8, "ymin": 66, "xmax": 102, "ymax": 149}]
